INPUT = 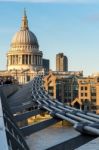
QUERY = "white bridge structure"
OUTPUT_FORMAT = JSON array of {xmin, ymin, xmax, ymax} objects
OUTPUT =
[
  {"xmin": 30, "ymin": 76, "xmax": 99, "ymax": 136},
  {"xmin": 1, "ymin": 75, "xmax": 99, "ymax": 150}
]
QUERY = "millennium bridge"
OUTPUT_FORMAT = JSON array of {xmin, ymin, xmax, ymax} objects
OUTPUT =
[{"xmin": 1, "ymin": 75, "xmax": 99, "ymax": 150}]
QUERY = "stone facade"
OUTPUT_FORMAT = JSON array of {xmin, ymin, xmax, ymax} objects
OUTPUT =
[
  {"xmin": 77, "ymin": 76, "xmax": 99, "ymax": 114},
  {"xmin": 44, "ymin": 71, "xmax": 83, "ymax": 104},
  {"xmin": 56, "ymin": 53, "xmax": 68, "ymax": 72},
  {"xmin": 7, "ymin": 10, "xmax": 43, "ymax": 72},
  {"xmin": 0, "ymin": 10, "xmax": 46, "ymax": 84}
]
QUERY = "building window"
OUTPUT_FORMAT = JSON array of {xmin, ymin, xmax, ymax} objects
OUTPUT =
[
  {"xmin": 97, "ymin": 77, "xmax": 99, "ymax": 82},
  {"xmin": 91, "ymin": 93, "xmax": 96, "ymax": 96},
  {"xmin": 81, "ymin": 87, "xmax": 83, "ymax": 90},
  {"xmin": 68, "ymin": 93, "xmax": 71, "ymax": 97},
  {"xmin": 27, "ymin": 76, "xmax": 30, "ymax": 81},
  {"xmin": 48, "ymin": 86, "xmax": 54, "ymax": 96},
  {"xmin": 85, "ymin": 93, "xmax": 87, "ymax": 96},
  {"xmin": 91, "ymin": 99, "xmax": 96, "ymax": 102},
  {"xmin": 85, "ymin": 87, "xmax": 87, "ymax": 90},
  {"xmin": 81, "ymin": 93, "xmax": 83, "ymax": 96},
  {"xmin": 50, "ymin": 93, "xmax": 53, "ymax": 96}
]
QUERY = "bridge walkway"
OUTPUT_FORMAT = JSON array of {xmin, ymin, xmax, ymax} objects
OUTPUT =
[{"xmin": 8, "ymin": 76, "xmax": 99, "ymax": 136}]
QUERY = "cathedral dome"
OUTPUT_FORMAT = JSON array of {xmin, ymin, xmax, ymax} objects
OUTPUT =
[
  {"xmin": 7, "ymin": 9, "xmax": 43, "ymax": 74},
  {"xmin": 11, "ymin": 10, "xmax": 39, "ymax": 49},
  {"xmin": 11, "ymin": 30, "xmax": 39, "ymax": 48}
]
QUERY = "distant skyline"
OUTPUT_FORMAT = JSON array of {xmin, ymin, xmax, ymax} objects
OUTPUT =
[{"xmin": 0, "ymin": 1, "xmax": 99, "ymax": 76}]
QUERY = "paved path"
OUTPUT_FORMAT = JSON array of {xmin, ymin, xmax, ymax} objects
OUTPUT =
[
  {"xmin": 26, "ymin": 125, "xmax": 80, "ymax": 150},
  {"xmin": 76, "ymin": 137, "xmax": 99, "ymax": 150}
]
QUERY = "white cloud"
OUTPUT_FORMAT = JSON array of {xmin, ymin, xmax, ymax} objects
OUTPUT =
[{"xmin": 0, "ymin": 0, "xmax": 99, "ymax": 3}]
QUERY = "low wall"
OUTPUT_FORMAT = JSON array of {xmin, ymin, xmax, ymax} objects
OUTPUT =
[{"xmin": 0, "ymin": 84, "xmax": 18, "ymax": 98}]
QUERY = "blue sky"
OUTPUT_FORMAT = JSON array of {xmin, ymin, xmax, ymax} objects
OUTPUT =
[{"xmin": 0, "ymin": 1, "xmax": 99, "ymax": 76}]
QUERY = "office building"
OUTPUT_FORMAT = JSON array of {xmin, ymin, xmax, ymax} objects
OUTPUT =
[
  {"xmin": 44, "ymin": 71, "xmax": 83, "ymax": 104},
  {"xmin": 56, "ymin": 53, "xmax": 68, "ymax": 72}
]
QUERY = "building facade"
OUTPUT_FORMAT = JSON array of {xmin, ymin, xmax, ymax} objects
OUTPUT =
[
  {"xmin": 44, "ymin": 71, "xmax": 83, "ymax": 104},
  {"xmin": 71, "ymin": 76, "xmax": 99, "ymax": 114},
  {"xmin": 7, "ymin": 10, "xmax": 43, "ymax": 72},
  {"xmin": 78, "ymin": 76, "xmax": 99, "ymax": 113},
  {"xmin": 56, "ymin": 53, "xmax": 68, "ymax": 72},
  {"xmin": 0, "ymin": 10, "xmax": 48, "ymax": 84},
  {"xmin": 42, "ymin": 59, "xmax": 50, "ymax": 74}
]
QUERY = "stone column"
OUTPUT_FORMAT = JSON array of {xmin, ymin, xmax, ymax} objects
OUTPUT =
[
  {"xmin": 30, "ymin": 55, "xmax": 31, "ymax": 64},
  {"xmin": 21, "ymin": 55, "xmax": 22, "ymax": 64},
  {"xmin": 38, "ymin": 55, "xmax": 39, "ymax": 65},
  {"xmin": 24, "ymin": 55, "xmax": 26, "ymax": 64},
  {"xmin": 15, "ymin": 55, "xmax": 16, "ymax": 64},
  {"xmin": 41, "ymin": 56, "xmax": 42, "ymax": 66},
  {"xmin": 8, "ymin": 56, "xmax": 9, "ymax": 65},
  {"xmin": 16, "ymin": 55, "xmax": 18, "ymax": 64},
  {"xmin": 37, "ymin": 55, "xmax": 39, "ymax": 65},
  {"xmin": 37, "ymin": 55, "xmax": 38, "ymax": 65},
  {"xmin": 14, "ymin": 55, "xmax": 15, "ymax": 64},
  {"xmin": 28, "ymin": 55, "xmax": 29, "ymax": 64},
  {"xmin": 40, "ymin": 56, "xmax": 42, "ymax": 66},
  {"xmin": 19, "ymin": 55, "xmax": 21, "ymax": 64},
  {"xmin": 33, "ymin": 55, "xmax": 34, "ymax": 65},
  {"xmin": 34, "ymin": 55, "xmax": 36, "ymax": 65},
  {"xmin": 31, "ymin": 55, "xmax": 32, "ymax": 65},
  {"xmin": 39, "ymin": 56, "xmax": 41, "ymax": 65},
  {"xmin": 7, "ymin": 56, "xmax": 8, "ymax": 66},
  {"xmin": 7, "ymin": 56, "xmax": 9, "ymax": 65},
  {"xmin": 22, "ymin": 55, "xmax": 23, "ymax": 64},
  {"xmin": 17, "ymin": 55, "xmax": 18, "ymax": 64},
  {"xmin": 11, "ymin": 55, "xmax": 12, "ymax": 64},
  {"xmin": 12, "ymin": 55, "xmax": 13, "ymax": 64},
  {"xmin": 23, "ymin": 55, "xmax": 24, "ymax": 64},
  {"xmin": 12, "ymin": 55, "xmax": 13, "ymax": 65},
  {"xmin": 11, "ymin": 55, "xmax": 12, "ymax": 65},
  {"xmin": 15, "ymin": 55, "xmax": 17, "ymax": 64},
  {"xmin": 35, "ymin": 55, "xmax": 37, "ymax": 65},
  {"xmin": 39, "ymin": 56, "xmax": 41, "ymax": 66}
]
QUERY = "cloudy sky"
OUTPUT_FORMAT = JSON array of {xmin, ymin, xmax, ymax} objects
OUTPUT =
[{"xmin": 0, "ymin": 1, "xmax": 99, "ymax": 76}]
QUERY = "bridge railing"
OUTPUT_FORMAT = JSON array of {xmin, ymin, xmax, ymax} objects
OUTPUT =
[
  {"xmin": 0, "ymin": 90, "xmax": 29, "ymax": 150},
  {"xmin": 30, "ymin": 76, "xmax": 99, "ymax": 136}
]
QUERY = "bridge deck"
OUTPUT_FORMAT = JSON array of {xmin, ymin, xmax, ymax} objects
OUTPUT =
[
  {"xmin": 26, "ymin": 126, "xmax": 80, "ymax": 150},
  {"xmin": 1, "ymin": 76, "xmax": 99, "ymax": 149},
  {"xmin": 8, "ymin": 76, "xmax": 99, "ymax": 136},
  {"xmin": 76, "ymin": 137, "xmax": 99, "ymax": 150}
]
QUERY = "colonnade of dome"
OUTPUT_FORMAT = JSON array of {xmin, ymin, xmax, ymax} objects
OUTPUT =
[{"xmin": 7, "ymin": 54, "xmax": 42, "ymax": 66}]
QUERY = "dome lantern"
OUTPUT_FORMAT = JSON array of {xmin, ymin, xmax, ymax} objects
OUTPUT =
[
  {"xmin": 21, "ymin": 9, "xmax": 28, "ymax": 30},
  {"xmin": 10, "ymin": 9, "xmax": 39, "ymax": 49}
]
